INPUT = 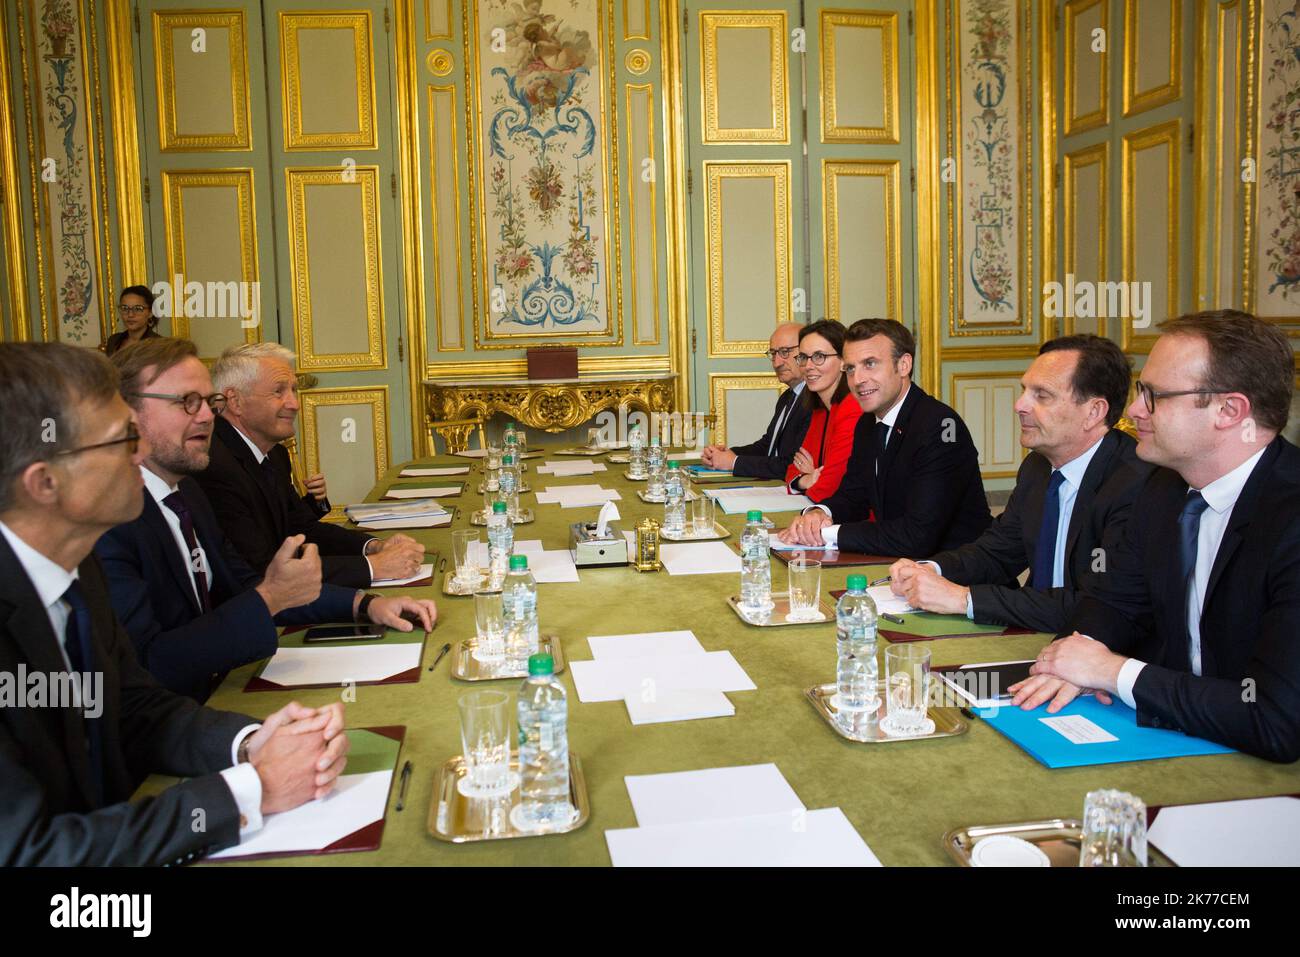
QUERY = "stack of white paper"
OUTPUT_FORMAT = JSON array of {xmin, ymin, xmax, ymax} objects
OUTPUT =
[
  {"xmin": 706, "ymin": 485, "xmax": 814, "ymax": 515},
  {"xmin": 345, "ymin": 499, "xmax": 449, "ymax": 529},
  {"xmin": 534, "ymin": 485, "xmax": 622, "ymax": 508},
  {"xmin": 868, "ymin": 584, "xmax": 915, "ymax": 616},
  {"xmin": 768, "ymin": 532, "xmax": 832, "ymax": 552},
  {"xmin": 605, "ymin": 764, "xmax": 882, "ymax": 867},
  {"xmin": 659, "ymin": 541, "xmax": 742, "ymax": 576},
  {"xmin": 536, "ymin": 460, "xmax": 608, "ymax": 476},
  {"xmin": 1147, "ymin": 796, "xmax": 1300, "ymax": 866},
  {"xmin": 383, "ymin": 485, "xmax": 460, "ymax": 499},
  {"xmin": 399, "ymin": 466, "xmax": 470, "ymax": 477},
  {"xmin": 372, "ymin": 562, "xmax": 434, "ymax": 587},
  {"xmin": 465, "ymin": 539, "xmax": 578, "ymax": 583}
]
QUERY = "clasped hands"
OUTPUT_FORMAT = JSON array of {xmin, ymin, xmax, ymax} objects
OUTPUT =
[
  {"xmin": 365, "ymin": 533, "xmax": 426, "ymax": 581},
  {"xmin": 245, "ymin": 701, "xmax": 349, "ymax": 814}
]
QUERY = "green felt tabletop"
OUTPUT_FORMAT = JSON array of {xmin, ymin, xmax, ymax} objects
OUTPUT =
[{"xmin": 153, "ymin": 448, "xmax": 1300, "ymax": 866}]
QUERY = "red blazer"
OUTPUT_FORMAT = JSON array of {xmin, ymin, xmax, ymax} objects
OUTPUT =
[{"xmin": 785, "ymin": 393, "xmax": 863, "ymax": 502}]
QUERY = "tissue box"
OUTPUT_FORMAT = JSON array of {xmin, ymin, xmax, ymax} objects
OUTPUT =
[{"xmin": 568, "ymin": 522, "xmax": 628, "ymax": 567}]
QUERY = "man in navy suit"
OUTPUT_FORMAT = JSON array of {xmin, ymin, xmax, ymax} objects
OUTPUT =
[
  {"xmin": 95, "ymin": 338, "xmax": 437, "ymax": 702},
  {"xmin": 1014, "ymin": 311, "xmax": 1300, "ymax": 763}
]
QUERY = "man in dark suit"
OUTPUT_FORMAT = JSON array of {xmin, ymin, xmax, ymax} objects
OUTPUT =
[
  {"xmin": 779, "ymin": 318, "xmax": 991, "ymax": 556},
  {"xmin": 196, "ymin": 342, "xmax": 425, "ymax": 589},
  {"xmin": 96, "ymin": 338, "xmax": 437, "ymax": 701},
  {"xmin": 887, "ymin": 335, "xmax": 1152, "ymax": 634},
  {"xmin": 701, "ymin": 322, "xmax": 811, "ymax": 480},
  {"xmin": 1014, "ymin": 311, "xmax": 1300, "ymax": 763},
  {"xmin": 0, "ymin": 342, "xmax": 348, "ymax": 865}
]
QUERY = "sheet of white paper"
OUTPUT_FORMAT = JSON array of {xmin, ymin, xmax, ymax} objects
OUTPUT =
[
  {"xmin": 624, "ymin": 690, "xmax": 735, "ymax": 725},
  {"xmin": 400, "ymin": 466, "xmax": 470, "ymax": 476},
  {"xmin": 454, "ymin": 449, "xmax": 488, "ymax": 458},
  {"xmin": 671, "ymin": 451, "xmax": 704, "ymax": 461},
  {"xmin": 260, "ymin": 643, "xmax": 422, "ymax": 687},
  {"xmin": 868, "ymin": 584, "xmax": 915, "ymax": 615},
  {"xmin": 357, "ymin": 514, "xmax": 452, "ymax": 529},
  {"xmin": 468, "ymin": 539, "xmax": 544, "ymax": 566},
  {"xmin": 209, "ymin": 770, "xmax": 393, "ymax": 859},
  {"xmin": 536, "ymin": 485, "xmax": 622, "ymax": 507},
  {"xmin": 660, "ymin": 541, "xmax": 742, "ymax": 576},
  {"xmin": 588, "ymin": 630, "xmax": 705, "ymax": 659},
  {"xmin": 384, "ymin": 486, "xmax": 460, "ymax": 499},
  {"xmin": 606, "ymin": 807, "xmax": 881, "ymax": 867},
  {"xmin": 769, "ymin": 534, "xmax": 832, "ymax": 551},
  {"xmin": 371, "ymin": 562, "xmax": 434, "ymax": 586},
  {"xmin": 528, "ymin": 549, "xmax": 581, "ymax": 583},
  {"xmin": 625, "ymin": 764, "xmax": 804, "ymax": 827},
  {"xmin": 1038, "ymin": 714, "xmax": 1119, "ymax": 745},
  {"xmin": 1147, "ymin": 796, "xmax": 1300, "ymax": 867},
  {"xmin": 570, "ymin": 650, "xmax": 754, "ymax": 702}
]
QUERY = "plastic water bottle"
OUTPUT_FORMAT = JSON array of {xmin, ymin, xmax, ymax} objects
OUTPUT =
[
  {"xmin": 514, "ymin": 653, "xmax": 575, "ymax": 830},
  {"xmin": 628, "ymin": 424, "xmax": 646, "ymax": 478},
  {"xmin": 502, "ymin": 554, "xmax": 539, "ymax": 667},
  {"xmin": 739, "ymin": 510, "xmax": 774, "ymax": 611},
  {"xmin": 486, "ymin": 500, "xmax": 513, "ymax": 585},
  {"xmin": 503, "ymin": 421, "xmax": 518, "ymax": 450},
  {"xmin": 835, "ymin": 574, "xmax": 880, "ymax": 712},
  {"xmin": 663, "ymin": 461, "xmax": 686, "ymax": 534},
  {"xmin": 498, "ymin": 453, "xmax": 520, "ymax": 518},
  {"xmin": 646, "ymin": 436, "xmax": 666, "ymax": 496}
]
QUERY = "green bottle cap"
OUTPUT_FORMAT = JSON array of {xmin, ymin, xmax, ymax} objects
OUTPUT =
[
  {"xmin": 528, "ymin": 653, "xmax": 554, "ymax": 676},
  {"xmin": 492, "ymin": 500, "xmax": 508, "ymax": 513},
  {"xmin": 746, "ymin": 510, "xmax": 763, "ymax": 522},
  {"xmin": 668, "ymin": 460, "xmax": 679, "ymax": 469},
  {"xmin": 846, "ymin": 574, "xmax": 867, "ymax": 591},
  {"xmin": 502, "ymin": 454, "xmax": 514, "ymax": 464},
  {"xmin": 509, "ymin": 554, "xmax": 528, "ymax": 571}
]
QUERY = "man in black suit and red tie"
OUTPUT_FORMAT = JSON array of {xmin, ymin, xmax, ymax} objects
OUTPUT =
[{"xmin": 1013, "ymin": 311, "xmax": 1300, "ymax": 763}]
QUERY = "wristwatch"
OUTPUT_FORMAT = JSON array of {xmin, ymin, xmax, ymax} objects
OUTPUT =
[{"xmin": 357, "ymin": 591, "xmax": 381, "ymax": 622}]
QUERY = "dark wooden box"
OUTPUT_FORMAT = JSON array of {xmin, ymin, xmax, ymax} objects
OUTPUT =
[{"xmin": 526, "ymin": 346, "xmax": 578, "ymax": 380}]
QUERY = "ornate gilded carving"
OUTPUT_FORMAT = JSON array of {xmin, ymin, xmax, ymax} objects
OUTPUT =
[{"xmin": 425, "ymin": 376, "xmax": 675, "ymax": 434}]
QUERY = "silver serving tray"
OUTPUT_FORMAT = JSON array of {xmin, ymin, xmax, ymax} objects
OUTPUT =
[
  {"xmin": 804, "ymin": 681, "xmax": 968, "ymax": 743},
  {"xmin": 478, "ymin": 483, "xmax": 532, "ymax": 494},
  {"xmin": 428, "ymin": 751, "xmax": 589, "ymax": 843},
  {"xmin": 661, "ymin": 521, "xmax": 732, "ymax": 542},
  {"xmin": 727, "ymin": 591, "xmax": 833, "ymax": 626},
  {"xmin": 943, "ymin": 819, "xmax": 1176, "ymax": 867},
  {"xmin": 470, "ymin": 508, "xmax": 535, "ymax": 525},
  {"xmin": 636, "ymin": 489, "xmax": 699, "ymax": 504},
  {"xmin": 450, "ymin": 633, "xmax": 566, "ymax": 681}
]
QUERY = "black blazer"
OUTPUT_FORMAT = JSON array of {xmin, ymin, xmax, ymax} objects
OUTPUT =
[
  {"xmin": 1068, "ymin": 436, "xmax": 1300, "ymax": 763},
  {"xmin": 818, "ymin": 384, "xmax": 992, "ymax": 557},
  {"xmin": 103, "ymin": 326, "xmax": 162, "ymax": 356},
  {"xmin": 928, "ymin": 429, "xmax": 1152, "ymax": 633},
  {"xmin": 94, "ymin": 477, "xmax": 359, "ymax": 702},
  {"xmin": 0, "ymin": 535, "xmax": 256, "ymax": 865},
  {"xmin": 730, "ymin": 385, "xmax": 812, "ymax": 481},
  {"xmin": 196, "ymin": 416, "xmax": 375, "ymax": 589}
]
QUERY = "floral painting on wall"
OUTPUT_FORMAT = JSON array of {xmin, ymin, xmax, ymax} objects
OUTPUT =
[
  {"xmin": 477, "ymin": 0, "xmax": 611, "ymax": 339},
  {"xmin": 1256, "ymin": 0, "xmax": 1300, "ymax": 319}
]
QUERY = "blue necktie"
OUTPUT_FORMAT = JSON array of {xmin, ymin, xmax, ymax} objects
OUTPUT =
[
  {"xmin": 62, "ymin": 581, "xmax": 105, "ymax": 808},
  {"xmin": 1177, "ymin": 491, "xmax": 1211, "ymax": 660},
  {"xmin": 1030, "ymin": 470, "xmax": 1066, "ymax": 589}
]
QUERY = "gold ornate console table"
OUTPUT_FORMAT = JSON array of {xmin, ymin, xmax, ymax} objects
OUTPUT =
[{"xmin": 423, "ymin": 372, "xmax": 677, "ymax": 434}]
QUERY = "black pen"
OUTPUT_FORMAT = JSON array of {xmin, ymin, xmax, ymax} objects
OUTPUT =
[
  {"xmin": 428, "ymin": 641, "xmax": 451, "ymax": 671},
  {"xmin": 868, "ymin": 575, "xmax": 891, "ymax": 587},
  {"xmin": 959, "ymin": 707, "xmax": 978, "ymax": 722},
  {"xmin": 880, "ymin": 612, "xmax": 906, "ymax": 625},
  {"xmin": 396, "ymin": 760, "xmax": 412, "ymax": 811}
]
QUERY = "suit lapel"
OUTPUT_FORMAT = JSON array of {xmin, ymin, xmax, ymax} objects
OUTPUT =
[
  {"xmin": 1200, "ymin": 441, "xmax": 1279, "ymax": 637},
  {"xmin": 140, "ymin": 495, "xmax": 201, "ymax": 616},
  {"xmin": 874, "ymin": 385, "xmax": 923, "ymax": 504},
  {"xmin": 216, "ymin": 417, "xmax": 285, "ymax": 528}
]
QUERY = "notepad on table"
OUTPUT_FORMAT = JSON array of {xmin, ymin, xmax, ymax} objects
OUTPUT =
[
  {"xmin": 1147, "ymin": 795, "xmax": 1300, "ymax": 866},
  {"xmin": 659, "ymin": 541, "xmax": 742, "ymax": 576},
  {"xmin": 399, "ymin": 466, "xmax": 470, "ymax": 477},
  {"xmin": 248, "ymin": 642, "xmax": 423, "ymax": 691},
  {"xmin": 371, "ymin": 562, "xmax": 434, "ymax": 587}
]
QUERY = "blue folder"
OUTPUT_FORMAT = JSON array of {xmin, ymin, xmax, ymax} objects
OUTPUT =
[{"xmin": 980, "ymin": 696, "xmax": 1235, "ymax": 768}]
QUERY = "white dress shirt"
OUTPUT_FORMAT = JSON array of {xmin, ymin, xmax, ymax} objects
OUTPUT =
[
  {"xmin": 0, "ymin": 519, "xmax": 264, "ymax": 836},
  {"xmin": 766, "ymin": 381, "xmax": 806, "ymax": 456},
  {"xmin": 1113, "ymin": 446, "xmax": 1269, "ymax": 708},
  {"xmin": 818, "ymin": 382, "xmax": 910, "ymax": 548}
]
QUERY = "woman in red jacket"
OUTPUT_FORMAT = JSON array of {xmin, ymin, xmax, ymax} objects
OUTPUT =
[{"xmin": 785, "ymin": 319, "xmax": 863, "ymax": 502}]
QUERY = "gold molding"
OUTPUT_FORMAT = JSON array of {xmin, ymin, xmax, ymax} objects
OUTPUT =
[
  {"xmin": 915, "ymin": 0, "xmax": 941, "ymax": 395},
  {"xmin": 106, "ymin": 0, "xmax": 145, "ymax": 286},
  {"xmin": 426, "ymin": 353, "xmax": 672, "ymax": 381},
  {"xmin": 426, "ymin": 374, "xmax": 675, "ymax": 434},
  {"xmin": 627, "ymin": 82, "xmax": 661, "ymax": 346},
  {"xmin": 424, "ymin": 0, "xmax": 453, "ymax": 41},
  {"xmin": 1121, "ymin": 119, "xmax": 1181, "ymax": 353},
  {"xmin": 662, "ymin": 0, "xmax": 691, "ymax": 411},
  {"xmin": 948, "ymin": 370, "xmax": 1029, "ymax": 479},
  {"xmin": 704, "ymin": 161, "xmax": 792, "ymax": 357},
  {"xmin": 428, "ymin": 84, "xmax": 464, "ymax": 352},
  {"xmin": 624, "ymin": 0, "xmax": 652, "ymax": 41},
  {"xmin": 427, "ymin": 49, "xmax": 454, "ymax": 77},
  {"xmin": 822, "ymin": 160, "xmax": 901, "ymax": 325},
  {"xmin": 1063, "ymin": 141, "xmax": 1110, "ymax": 337},
  {"xmin": 700, "ymin": 11, "xmax": 789, "ymax": 144},
  {"xmin": 941, "ymin": 344, "xmax": 1042, "ymax": 362},
  {"xmin": 1039, "ymin": 0, "xmax": 1057, "ymax": 343},
  {"xmin": 625, "ymin": 48, "xmax": 652, "ymax": 75},
  {"xmin": 1063, "ymin": 0, "xmax": 1108, "ymax": 136},
  {"xmin": 280, "ymin": 11, "xmax": 378, "ymax": 151},
  {"xmin": 153, "ymin": 10, "xmax": 252, "ymax": 152},
  {"xmin": 161, "ymin": 169, "xmax": 261, "ymax": 350},
  {"xmin": 300, "ymin": 385, "xmax": 391, "ymax": 485},
  {"xmin": 0, "ymin": 8, "xmax": 29, "ymax": 339},
  {"xmin": 820, "ymin": 9, "xmax": 899, "ymax": 144},
  {"xmin": 708, "ymin": 372, "xmax": 782, "ymax": 449},
  {"xmin": 14, "ymin": 0, "xmax": 48, "ymax": 340},
  {"xmin": 285, "ymin": 166, "xmax": 386, "ymax": 371},
  {"xmin": 1123, "ymin": 0, "xmax": 1183, "ymax": 118}
]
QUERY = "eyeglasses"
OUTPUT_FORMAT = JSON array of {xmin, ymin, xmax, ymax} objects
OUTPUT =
[
  {"xmin": 1134, "ymin": 380, "xmax": 1221, "ymax": 414},
  {"xmin": 765, "ymin": 346, "xmax": 798, "ymax": 361},
  {"xmin": 118, "ymin": 304, "xmax": 151, "ymax": 316},
  {"xmin": 795, "ymin": 351, "xmax": 838, "ymax": 367},
  {"xmin": 130, "ymin": 391, "xmax": 228, "ymax": 415},
  {"xmin": 54, "ymin": 422, "xmax": 140, "ymax": 458}
]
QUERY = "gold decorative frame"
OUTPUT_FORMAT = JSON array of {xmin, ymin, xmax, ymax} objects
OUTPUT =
[
  {"xmin": 425, "ymin": 0, "xmax": 453, "ymax": 40},
  {"xmin": 427, "ymin": 49, "xmax": 454, "ymax": 76},
  {"xmin": 1063, "ymin": 0, "xmax": 1108, "ymax": 136},
  {"xmin": 820, "ymin": 9, "xmax": 900, "ymax": 144},
  {"xmin": 285, "ymin": 166, "xmax": 386, "ymax": 371},
  {"xmin": 299, "ymin": 385, "xmax": 391, "ymax": 486},
  {"xmin": 625, "ymin": 48, "xmax": 652, "ymax": 75},
  {"xmin": 428, "ymin": 84, "xmax": 464, "ymax": 352},
  {"xmin": 704, "ymin": 161, "xmax": 793, "ymax": 357},
  {"xmin": 425, "ymin": 373, "xmax": 675, "ymax": 434},
  {"xmin": 627, "ymin": 82, "xmax": 661, "ymax": 345},
  {"xmin": 708, "ymin": 372, "xmax": 783, "ymax": 449},
  {"xmin": 662, "ymin": 0, "xmax": 691, "ymax": 411},
  {"xmin": 160, "ymin": 168, "xmax": 261, "ymax": 348},
  {"xmin": 153, "ymin": 10, "xmax": 252, "ymax": 151},
  {"xmin": 914, "ymin": 0, "xmax": 942, "ymax": 394},
  {"xmin": 700, "ymin": 11, "xmax": 789, "ymax": 144},
  {"xmin": 623, "ymin": 0, "xmax": 652, "ymax": 40},
  {"xmin": 947, "ymin": 370, "xmax": 1030, "ymax": 479},
  {"xmin": 1121, "ymin": 120, "xmax": 1181, "ymax": 352},
  {"xmin": 1063, "ymin": 141, "xmax": 1110, "ymax": 337},
  {"xmin": 280, "ymin": 11, "xmax": 378, "ymax": 151},
  {"xmin": 1123, "ymin": 0, "xmax": 1183, "ymax": 118},
  {"xmin": 822, "ymin": 160, "xmax": 902, "ymax": 325},
  {"xmin": 424, "ymin": 354, "xmax": 673, "ymax": 382},
  {"xmin": 106, "ymin": 0, "xmax": 145, "ymax": 286},
  {"xmin": 0, "ymin": 8, "xmax": 29, "ymax": 339}
]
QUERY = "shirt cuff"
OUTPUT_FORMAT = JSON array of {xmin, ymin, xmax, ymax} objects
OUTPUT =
[
  {"xmin": 921, "ymin": 560, "xmax": 941, "ymax": 575},
  {"xmin": 821, "ymin": 525, "xmax": 840, "ymax": 549},
  {"xmin": 230, "ymin": 724, "xmax": 261, "ymax": 765},
  {"xmin": 965, "ymin": 590, "xmax": 974, "ymax": 620},
  {"xmin": 802, "ymin": 503, "xmax": 832, "ymax": 517},
  {"xmin": 219, "ymin": 762, "xmax": 264, "ymax": 836},
  {"xmin": 1115, "ymin": 657, "xmax": 1146, "ymax": 710}
]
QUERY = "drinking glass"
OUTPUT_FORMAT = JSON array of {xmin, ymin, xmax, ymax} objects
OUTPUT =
[
  {"xmin": 472, "ymin": 590, "xmax": 506, "ymax": 664},
  {"xmin": 785, "ymin": 558, "xmax": 823, "ymax": 622},
  {"xmin": 1079, "ymin": 789, "xmax": 1148, "ymax": 867},
  {"xmin": 881, "ymin": 644, "xmax": 932, "ymax": 736},
  {"xmin": 452, "ymin": 529, "xmax": 481, "ymax": 585},
  {"xmin": 587, "ymin": 427, "xmax": 602, "ymax": 450},
  {"xmin": 691, "ymin": 492, "xmax": 715, "ymax": 535},
  {"xmin": 486, "ymin": 444, "xmax": 502, "ymax": 470},
  {"xmin": 457, "ymin": 690, "xmax": 512, "ymax": 797}
]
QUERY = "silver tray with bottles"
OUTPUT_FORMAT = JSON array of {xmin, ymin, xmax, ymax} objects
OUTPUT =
[
  {"xmin": 661, "ymin": 521, "xmax": 732, "ymax": 542},
  {"xmin": 428, "ymin": 751, "xmax": 589, "ymax": 843},
  {"xmin": 450, "ymin": 634, "xmax": 567, "ymax": 681},
  {"xmin": 727, "ymin": 591, "xmax": 833, "ymax": 626},
  {"xmin": 804, "ymin": 681, "xmax": 968, "ymax": 744},
  {"xmin": 470, "ymin": 508, "xmax": 535, "ymax": 525}
]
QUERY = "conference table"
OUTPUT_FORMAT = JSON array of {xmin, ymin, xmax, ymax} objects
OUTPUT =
[{"xmin": 171, "ymin": 446, "xmax": 1300, "ymax": 866}]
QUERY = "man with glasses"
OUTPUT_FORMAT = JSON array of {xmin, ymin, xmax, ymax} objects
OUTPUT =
[
  {"xmin": 701, "ymin": 322, "xmax": 810, "ymax": 480},
  {"xmin": 1011, "ymin": 311, "xmax": 1300, "ymax": 763},
  {"xmin": 0, "ymin": 342, "xmax": 350, "ymax": 864},
  {"xmin": 196, "ymin": 341, "xmax": 425, "ymax": 589},
  {"xmin": 94, "ymin": 338, "xmax": 436, "ymax": 701}
]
